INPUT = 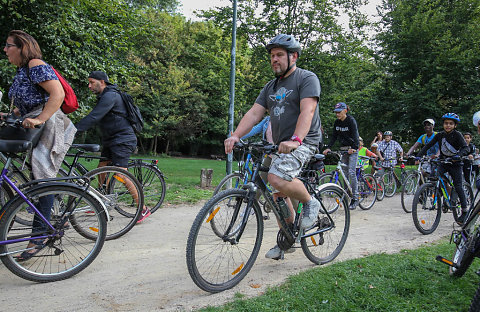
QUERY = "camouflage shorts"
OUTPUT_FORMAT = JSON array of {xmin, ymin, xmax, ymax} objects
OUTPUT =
[{"xmin": 269, "ymin": 143, "xmax": 316, "ymax": 183}]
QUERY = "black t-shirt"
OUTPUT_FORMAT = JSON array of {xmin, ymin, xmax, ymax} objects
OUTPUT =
[
  {"xmin": 419, "ymin": 130, "xmax": 467, "ymax": 158},
  {"xmin": 325, "ymin": 114, "xmax": 360, "ymax": 150}
]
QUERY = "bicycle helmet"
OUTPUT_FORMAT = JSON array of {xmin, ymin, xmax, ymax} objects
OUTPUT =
[
  {"xmin": 442, "ymin": 113, "xmax": 460, "ymax": 124},
  {"xmin": 473, "ymin": 111, "xmax": 480, "ymax": 127},
  {"xmin": 266, "ymin": 34, "xmax": 301, "ymax": 56},
  {"xmin": 383, "ymin": 131, "xmax": 393, "ymax": 136}
]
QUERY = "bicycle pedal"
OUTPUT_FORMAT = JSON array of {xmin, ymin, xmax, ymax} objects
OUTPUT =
[{"xmin": 435, "ymin": 255, "xmax": 457, "ymax": 268}]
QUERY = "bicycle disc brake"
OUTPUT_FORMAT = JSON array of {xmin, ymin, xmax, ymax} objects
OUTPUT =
[{"xmin": 277, "ymin": 229, "xmax": 295, "ymax": 251}]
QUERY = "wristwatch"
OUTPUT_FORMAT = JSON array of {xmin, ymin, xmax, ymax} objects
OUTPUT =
[{"xmin": 291, "ymin": 135, "xmax": 302, "ymax": 145}]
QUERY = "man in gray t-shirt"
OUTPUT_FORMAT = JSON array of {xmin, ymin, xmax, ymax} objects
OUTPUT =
[{"xmin": 224, "ymin": 34, "xmax": 322, "ymax": 260}]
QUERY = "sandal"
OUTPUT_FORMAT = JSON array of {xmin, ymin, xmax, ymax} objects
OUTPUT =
[{"xmin": 16, "ymin": 239, "xmax": 46, "ymax": 262}]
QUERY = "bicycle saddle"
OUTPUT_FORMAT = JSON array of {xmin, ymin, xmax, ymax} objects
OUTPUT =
[{"xmin": 70, "ymin": 144, "xmax": 101, "ymax": 152}]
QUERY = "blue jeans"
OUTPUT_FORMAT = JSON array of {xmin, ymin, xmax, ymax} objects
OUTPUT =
[
  {"xmin": 32, "ymin": 194, "xmax": 54, "ymax": 233},
  {"xmin": 341, "ymin": 152, "xmax": 359, "ymax": 200}
]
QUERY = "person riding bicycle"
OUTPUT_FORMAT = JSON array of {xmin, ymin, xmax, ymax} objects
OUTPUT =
[
  {"xmin": 224, "ymin": 34, "xmax": 322, "ymax": 260},
  {"xmin": 376, "ymin": 130, "xmax": 403, "ymax": 168},
  {"xmin": 417, "ymin": 113, "xmax": 469, "ymax": 223},
  {"xmin": 358, "ymin": 137, "xmax": 377, "ymax": 171},
  {"xmin": 463, "ymin": 132, "xmax": 476, "ymax": 185},
  {"xmin": 3, "ymin": 30, "xmax": 77, "ymax": 261},
  {"xmin": 76, "ymin": 71, "xmax": 151, "ymax": 223},
  {"xmin": 405, "ymin": 118, "xmax": 439, "ymax": 176},
  {"xmin": 322, "ymin": 102, "xmax": 360, "ymax": 210}
]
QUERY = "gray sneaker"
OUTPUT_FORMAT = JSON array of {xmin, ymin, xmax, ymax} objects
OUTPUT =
[
  {"xmin": 301, "ymin": 196, "xmax": 321, "ymax": 229},
  {"xmin": 265, "ymin": 245, "xmax": 295, "ymax": 260}
]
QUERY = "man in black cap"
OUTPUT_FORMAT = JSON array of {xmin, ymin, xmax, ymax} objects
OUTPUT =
[{"xmin": 76, "ymin": 71, "xmax": 151, "ymax": 222}]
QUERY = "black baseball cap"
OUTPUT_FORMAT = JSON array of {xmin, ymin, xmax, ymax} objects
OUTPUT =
[{"xmin": 88, "ymin": 71, "xmax": 112, "ymax": 85}]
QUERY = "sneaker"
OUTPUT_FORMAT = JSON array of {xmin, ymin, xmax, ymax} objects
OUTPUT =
[
  {"xmin": 265, "ymin": 245, "xmax": 295, "ymax": 260},
  {"xmin": 137, "ymin": 208, "xmax": 151, "ymax": 224},
  {"xmin": 349, "ymin": 199, "xmax": 358, "ymax": 210},
  {"xmin": 301, "ymin": 196, "xmax": 321, "ymax": 229}
]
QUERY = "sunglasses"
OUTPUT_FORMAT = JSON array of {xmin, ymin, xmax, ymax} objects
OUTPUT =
[{"xmin": 4, "ymin": 43, "xmax": 17, "ymax": 49}]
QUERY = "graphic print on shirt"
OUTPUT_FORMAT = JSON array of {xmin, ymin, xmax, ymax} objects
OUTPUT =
[
  {"xmin": 441, "ymin": 138, "xmax": 458, "ymax": 156},
  {"xmin": 269, "ymin": 87, "xmax": 293, "ymax": 120}
]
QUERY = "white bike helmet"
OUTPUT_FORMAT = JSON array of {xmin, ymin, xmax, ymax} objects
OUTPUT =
[{"xmin": 473, "ymin": 111, "xmax": 480, "ymax": 127}]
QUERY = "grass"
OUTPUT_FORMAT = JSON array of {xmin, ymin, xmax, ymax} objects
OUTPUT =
[{"xmin": 199, "ymin": 240, "xmax": 480, "ymax": 312}]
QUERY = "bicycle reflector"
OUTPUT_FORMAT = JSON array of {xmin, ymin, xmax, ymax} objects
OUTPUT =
[{"xmin": 400, "ymin": 163, "xmax": 405, "ymax": 169}]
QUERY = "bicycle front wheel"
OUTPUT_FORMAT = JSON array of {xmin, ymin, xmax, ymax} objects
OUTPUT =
[
  {"xmin": 358, "ymin": 174, "xmax": 377, "ymax": 210},
  {"xmin": 383, "ymin": 171, "xmax": 397, "ymax": 197},
  {"xmin": 186, "ymin": 189, "xmax": 263, "ymax": 293},
  {"xmin": 128, "ymin": 162, "xmax": 166, "ymax": 213},
  {"xmin": 0, "ymin": 183, "xmax": 107, "ymax": 282},
  {"xmin": 401, "ymin": 172, "xmax": 420, "ymax": 213},
  {"xmin": 449, "ymin": 234, "xmax": 475, "ymax": 278},
  {"xmin": 375, "ymin": 177, "xmax": 385, "ymax": 201},
  {"xmin": 301, "ymin": 184, "xmax": 350, "ymax": 264},
  {"xmin": 84, "ymin": 166, "xmax": 144, "ymax": 240},
  {"xmin": 412, "ymin": 182, "xmax": 442, "ymax": 235}
]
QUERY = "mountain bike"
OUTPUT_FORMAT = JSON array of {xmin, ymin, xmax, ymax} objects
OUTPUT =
[
  {"xmin": 377, "ymin": 158, "xmax": 411, "ymax": 197},
  {"xmin": 0, "ymin": 117, "xmax": 107, "ymax": 282},
  {"xmin": 371, "ymin": 165, "xmax": 385, "ymax": 201},
  {"xmin": 412, "ymin": 158, "xmax": 473, "ymax": 235},
  {"xmin": 62, "ymin": 145, "xmax": 166, "ymax": 213},
  {"xmin": 318, "ymin": 151, "xmax": 377, "ymax": 210},
  {"xmin": 186, "ymin": 141, "xmax": 349, "ymax": 293}
]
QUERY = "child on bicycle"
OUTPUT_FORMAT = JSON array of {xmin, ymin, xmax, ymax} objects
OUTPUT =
[
  {"xmin": 323, "ymin": 102, "xmax": 360, "ymax": 210},
  {"xmin": 417, "ymin": 113, "xmax": 469, "ymax": 223},
  {"xmin": 462, "ymin": 132, "xmax": 476, "ymax": 185}
]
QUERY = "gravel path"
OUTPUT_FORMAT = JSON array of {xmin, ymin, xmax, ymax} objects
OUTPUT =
[{"xmin": 0, "ymin": 195, "xmax": 456, "ymax": 311}]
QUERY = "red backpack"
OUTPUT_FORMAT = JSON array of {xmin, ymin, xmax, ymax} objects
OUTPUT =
[
  {"xmin": 26, "ymin": 65, "xmax": 79, "ymax": 114},
  {"xmin": 51, "ymin": 67, "xmax": 78, "ymax": 114}
]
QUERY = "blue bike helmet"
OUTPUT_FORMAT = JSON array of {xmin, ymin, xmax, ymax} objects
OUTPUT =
[{"xmin": 442, "ymin": 113, "xmax": 460, "ymax": 124}]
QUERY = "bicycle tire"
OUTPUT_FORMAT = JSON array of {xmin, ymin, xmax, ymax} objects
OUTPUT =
[
  {"xmin": 451, "ymin": 182, "xmax": 474, "ymax": 223},
  {"xmin": 317, "ymin": 172, "xmax": 336, "ymax": 186},
  {"xmin": 213, "ymin": 172, "xmax": 246, "ymax": 195},
  {"xmin": 0, "ymin": 183, "xmax": 107, "ymax": 282},
  {"xmin": 401, "ymin": 172, "xmax": 420, "ymax": 213},
  {"xmin": 301, "ymin": 184, "xmax": 350, "ymax": 264},
  {"xmin": 84, "ymin": 166, "xmax": 144, "ymax": 240},
  {"xmin": 375, "ymin": 177, "xmax": 385, "ymax": 201},
  {"xmin": 186, "ymin": 188, "xmax": 263, "ymax": 293},
  {"xmin": 358, "ymin": 174, "xmax": 377, "ymax": 210},
  {"xmin": 412, "ymin": 182, "xmax": 442, "ymax": 235},
  {"xmin": 128, "ymin": 162, "xmax": 166, "ymax": 213},
  {"xmin": 469, "ymin": 279, "xmax": 480, "ymax": 312},
  {"xmin": 383, "ymin": 171, "xmax": 397, "ymax": 197}
]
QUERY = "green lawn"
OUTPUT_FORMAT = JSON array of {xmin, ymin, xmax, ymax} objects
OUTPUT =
[{"xmin": 199, "ymin": 240, "xmax": 480, "ymax": 312}]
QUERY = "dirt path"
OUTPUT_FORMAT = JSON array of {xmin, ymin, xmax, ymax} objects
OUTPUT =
[{"xmin": 0, "ymin": 195, "xmax": 456, "ymax": 311}]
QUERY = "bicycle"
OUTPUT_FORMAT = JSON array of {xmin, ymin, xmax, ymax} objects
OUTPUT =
[
  {"xmin": 412, "ymin": 158, "xmax": 473, "ymax": 235},
  {"xmin": 371, "ymin": 165, "xmax": 385, "ymax": 201},
  {"xmin": 377, "ymin": 158, "xmax": 411, "ymax": 197},
  {"xmin": 436, "ymin": 185, "xmax": 480, "ymax": 278},
  {"xmin": 0, "ymin": 117, "xmax": 107, "ymax": 282},
  {"xmin": 318, "ymin": 151, "xmax": 377, "ymax": 210},
  {"xmin": 60, "ymin": 145, "xmax": 146, "ymax": 240},
  {"xmin": 185, "ymin": 141, "xmax": 350, "ymax": 293},
  {"xmin": 400, "ymin": 156, "xmax": 430, "ymax": 213},
  {"xmin": 62, "ymin": 145, "xmax": 166, "ymax": 213}
]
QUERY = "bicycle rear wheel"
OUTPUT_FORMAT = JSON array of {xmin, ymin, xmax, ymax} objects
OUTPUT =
[
  {"xmin": 401, "ymin": 172, "xmax": 420, "ymax": 213},
  {"xmin": 186, "ymin": 189, "xmax": 263, "ymax": 293},
  {"xmin": 213, "ymin": 172, "xmax": 246, "ymax": 195},
  {"xmin": 469, "ymin": 279, "xmax": 480, "ymax": 312},
  {"xmin": 301, "ymin": 184, "xmax": 350, "ymax": 264},
  {"xmin": 412, "ymin": 182, "xmax": 442, "ymax": 235},
  {"xmin": 128, "ymin": 162, "xmax": 166, "ymax": 213},
  {"xmin": 0, "ymin": 183, "xmax": 107, "ymax": 282},
  {"xmin": 84, "ymin": 166, "xmax": 144, "ymax": 240},
  {"xmin": 358, "ymin": 174, "xmax": 377, "ymax": 210}
]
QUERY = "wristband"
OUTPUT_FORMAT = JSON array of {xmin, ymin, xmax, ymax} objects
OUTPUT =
[{"xmin": 291, "ymin": 135, "xmax": 302, "ymax": 145}]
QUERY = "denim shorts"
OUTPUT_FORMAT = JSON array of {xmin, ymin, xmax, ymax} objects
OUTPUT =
[
  {"xmin": 269, "ymin": 143, "xmax": 316, "ymax": 182},
  {"xmin": 101, "ymin": 143, "xmax": 136, "ymax": 167}
]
